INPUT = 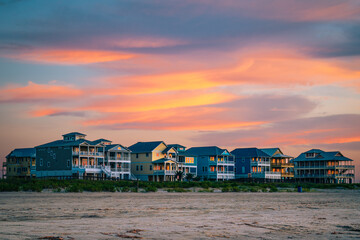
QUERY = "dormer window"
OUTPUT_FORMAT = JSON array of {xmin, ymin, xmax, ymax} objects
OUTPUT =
[{"xmin": 306, "ymin": 153, "xmax": 317, "ymax": 158}]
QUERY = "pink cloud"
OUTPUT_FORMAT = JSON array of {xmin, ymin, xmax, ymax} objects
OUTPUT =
[{"xmin": 0, "ymin": 81, "xmax": 83, "ymax": 103}]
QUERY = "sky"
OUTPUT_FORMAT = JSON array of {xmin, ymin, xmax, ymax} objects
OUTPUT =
[{"xmin": 0, "ymin": 0, "xmax": 359, "ymax": 181}]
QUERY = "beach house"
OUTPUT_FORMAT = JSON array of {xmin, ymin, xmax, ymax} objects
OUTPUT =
[
  {"xmin": 168, "ymin": 144, "xmax": 197, "ymax": 179},
  {"xmin": 5, "ymin": 148, "xmax": 36, "ymax": 179},
  {"xmin": 35, "ymin": 132, "xmax": 131, "ymax": 179},
  {"xmin": 260, "ymin": 148, "xmax": 294, "ymax": 180},
  {"xmin": 128, "ymin": 141, "xmax": 178, "ymax": 181},
  {"xmin": 185, "ymin": 146, "xmax": 235, "ymax": 180},
  {"xmin": 231, "ymin": 148, "xmax": 281, "ymax": 180},
  {"xmin": 294, "ymin": 149, "xmax": 355, "ymax": 184}
]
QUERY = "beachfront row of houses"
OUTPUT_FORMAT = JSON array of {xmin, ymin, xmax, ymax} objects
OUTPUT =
[{"xmin": 3, "ymin": 132, "xmax": 355, "ymax": 184}]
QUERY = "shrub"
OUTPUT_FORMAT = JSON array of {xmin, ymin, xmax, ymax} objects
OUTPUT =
[{"xmin": 144, "ymin": 185, "xmax": 157, "ymax": 192}]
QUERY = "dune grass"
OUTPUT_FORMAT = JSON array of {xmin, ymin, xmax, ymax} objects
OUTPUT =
[{"xmin": 0, "ymin": 178, "xmax": 359, "ymax": 193}]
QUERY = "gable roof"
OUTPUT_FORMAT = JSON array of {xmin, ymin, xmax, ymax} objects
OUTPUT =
[
  {"xmin": 162, "ymin": 146, "xmax": 176, "ymax": 153},
  {"xmin": 128, "ymin": 141, "xmax": 165, "ymax": 153},
  {"xmin": 62, "ymin": 132, "xmax": 86, "ymax": 137},
  {"xmin": 260, "ymin": 148, "xmax": 281, "ymax": 156},
  {"xmin": 294, "ymin": 149, "xmax": 353, "ymax": 162},
  {"xmin": 6, "ymin": 148, "xmax": 36, "ymax": 158},
  {"xmin": 231, "ymin": 148, "xmax": 270, "ymax": 158},
  {"xmin": 35, "ymin": 139, "xmax": 99, "ymax": 148},
  {"xmin": 185, "ymin": 146, "xmax": 231, "ymax": 156},
  {"xmin": 168, "ymin": 144, "xmax": 186, "ymax": 149},
  {"xmin": 105, "ymin": 144, "xmax": 131, "ymax": 152},
  {"xmin": 92, "ymin": 138, "xmax": 112, "ymax": 145}
]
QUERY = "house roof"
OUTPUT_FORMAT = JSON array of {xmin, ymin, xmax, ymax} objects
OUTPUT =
[
  {"xmin": 152, "ymin": 158, "xmax": 176, "ymax": 164},
  {"xmin": 128, "ymin": 141, "xmax": 164, "ymax": 153},
  {"xmin": 185, "ymin": 146, "xmax": 231, "ymax": 156},
  {"xmin": 105, "ymin": 144, "xmax": 131, "ymax": 152},
  {"xmin": 162, "ymin": 146, "xmax": 176, "ymax": 153},
  {"xmin": 231, "ymin": 148, "xmax": 270, "ymax": 158},
  {"xmin": 168, "ymin": 144, "xmax": 186, "ymax": 149},
  {"xmin": 178, "ymin": 152, "xmax": 197, "ymax": 157},
  {"xmin": 6, "ymin": 148, "xmax": 36, "ymax": 158},
  {"xmin": 62, "ymin": 132, "xmax": 86, "ymax": 137},
  {"xmin": 260, "ymin": 148, "xmax": 281, "ymax": 156},
  {"xmin": 294, "ymin": 149, "xmax": 353, "ymax": 162},
  {"xmin": 91, "ymin": 138, "xmax": 112, "ymax": 145},
  {"xmin": 35, "ymin": 139, "xmax": 100, "ymax": 148},
  {"xmin": 273, "ymin": 153, "xmax": 293, "ymax": 158}
]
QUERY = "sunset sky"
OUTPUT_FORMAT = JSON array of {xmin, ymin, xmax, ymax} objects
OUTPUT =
[{"xmin": 0, "ymin": 0, "xmax": 359, "ymax": 181}]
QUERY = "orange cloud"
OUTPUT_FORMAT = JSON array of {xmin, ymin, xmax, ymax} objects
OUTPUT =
[
  {"xmin": 3, "ymin": 49, "xmax": 135, "ymax": 64},
  {"xmin": 0, "ymin": 81, "xmax": 83, "ymax": 102},
  {"xmin": 30, "ymin": 108, "xmax": 62, "ymax": 117},
  {"xmin": 97, "ymin": 47, "xmax": 360, "ymax": 95},
  {"xmin": 82, "ymin": 105, "xmax": 266, "ymax": 131},
  {"xmin": 82, "ymin": 91, "xmax": 236, "ymax": 113}
]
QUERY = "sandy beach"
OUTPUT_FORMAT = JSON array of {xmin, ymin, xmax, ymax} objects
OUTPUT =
[{"xmin": 0, "ymin": 190, "xmax": 359, "ymax": 239}]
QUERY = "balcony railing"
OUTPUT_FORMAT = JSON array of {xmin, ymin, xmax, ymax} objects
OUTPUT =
[
  {"xmin": 295, "ymin": 165, "xmax": 354, "ymax": 169},
  {"xmin": 296, "ymin": 174, "xmax": 355, "ymax": 178},
  {"xmin": 282, "ymin": 173, "xmax": 294, "ymax": 178},
  {"xmin": 73, "ymin": 165, "xmax": 102, "ymax": 169},
  {"xmin": 108, "ymin": 157, "xmax": 131, "ymax": 161},
  {"xmin": 153, "ymin": 170, "xmax": 176, "ymax": 175},
  {"xmin": 251, "ymin": 161, "xmax": 271, "ymax": 166},
  {"xmin": 73, "ymin": 151, "xmax": 104, "ymax": 157}
]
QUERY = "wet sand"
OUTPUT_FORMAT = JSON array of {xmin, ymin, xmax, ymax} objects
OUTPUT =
[{"xmin": 0, "ymin": 190, "xmax": 359, "ymax": 239}]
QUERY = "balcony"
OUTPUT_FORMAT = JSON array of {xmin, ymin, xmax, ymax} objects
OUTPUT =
[
  {"xmin": 153, "ymin": 170, "xmax": 176, "ymax": 175},
  {"xmin": 73, "ymin": 151, "xmax": 104, "ymax": 157},
  {"xmin": 282, "ymin": 163, "xmax": 294, "ymax": 167},
  {"xmin": 251, "ymin": 161, "xmax": 271, "ymax": 167},
  {"xmin": 282, "ymin": 173, "xmax": 294, "ymax": 178},
  {"xmin": 108, "ymin": 157, "xmax": 131, "ymax": 161},
  {"xmin": 296, "ymin": 174, "xmax": 355, "ymax": 178},
  {"xmin": 251, "ymin": 171, "xmax": 281, "ymax": 179},
  {"xmin": 295, "ymin": 165, "xmax": 354, "ymax": 169}
]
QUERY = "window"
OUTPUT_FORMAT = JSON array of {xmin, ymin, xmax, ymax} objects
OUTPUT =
[
  {"xmin": 210, "ymin": 156, "xmax": 215, "ymax": 161},
  {"xmin": 136, "ymin": 154, "xmax": 139, "ymax": 158},
  {"xmin": 149, "ymin": 165, "xmax": 153, "ymax": 171},
  {"xmin": 136, "ymin": 165, "xmax": 139, "ymax": 171},
  {"xmin": 205, "ymin": 167, "xmax": 208, "ymax": 172},
  {"xmin": 202, "ymin": 166, "xmax": 205, "ymax": 172},
  {"xmin": 140, "ymin": 165, "xmax": 143, "ymax": 171},
  {"xmin": 40, "ymin": 159, "xmax": 43, "ymax": 167},
  {"xmin": 306, "ymin": 153, "xmax": 316, "ymax": 158},
  {"xmin": 242, "ymin": 167, "xmax": 245, "ymax": 173},
  {"xmin": 156, "ymin": 153, "xmax": 160, "ymax": 157},
  {"xmin": 210, "ymin": 166, "xmax": 215, "ymax": 172},
  {"xmin": 47, "ymin": 162, "xmax": 50, "ymax": 167},
  {"xmin": 146, "ymin": 153, "xmax": 149, "ymax": 157},
  {"xmin": 242, "ymin": 158, "xmax": 245, "ymax": 163},
  {"xmin": 67, "ymin": 160, "xmax": 70, "ymax": 167}
]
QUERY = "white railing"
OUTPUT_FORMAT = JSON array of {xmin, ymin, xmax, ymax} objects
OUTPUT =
[
  {"xmin": 296, "ymin": 165, "xmax": 354, "ymax": 169},
  {"xmin": 153, "ymin": 170, "xmax": 176, "ymax": 175},
  {"xmin": 108, "ymin": 157, "xmax": 131, "ymax": 161},
  {"xmin": 76, "ymin": 151, "xmax": 104, "ymax": 156}
]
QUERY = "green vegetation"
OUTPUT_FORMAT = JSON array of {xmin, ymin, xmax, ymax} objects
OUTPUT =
[{"xmin": 0, "ymin": 179, "xmax": 359, "ymax": 193}]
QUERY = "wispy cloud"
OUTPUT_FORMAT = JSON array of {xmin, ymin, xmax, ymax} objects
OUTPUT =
[{"xmin": 0, "ymin": 81, "xmax": 83, "ymax": 103}]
